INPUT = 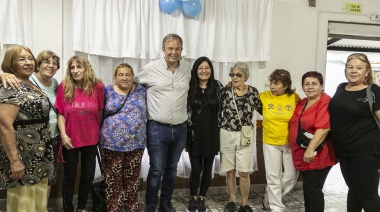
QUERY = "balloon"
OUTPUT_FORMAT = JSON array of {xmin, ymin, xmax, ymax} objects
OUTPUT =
[
  {"xmin": 182, "ymin": 0, "xmax": 202, "ymax": 17},
  {"xmin": 160, "ymin": 0, "xmax": 182, "ymax": 14}
]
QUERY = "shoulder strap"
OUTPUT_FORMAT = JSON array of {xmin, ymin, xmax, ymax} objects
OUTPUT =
[
  {"xmin": 104, "ymin": 85, "xmax": 133, "ymax": 119},
  {"xmin": 366, "ymin": 84, "xmax": 380, "ymax": 129},
  {"xmin": 298, "ymin": 100, "xmax": 308, "ymax": 131}
]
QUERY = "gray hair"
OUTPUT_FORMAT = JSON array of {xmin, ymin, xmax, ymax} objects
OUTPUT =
[
  {"xmin": 230, "ymin": 61, "xmax": 250, "ymax": 80},
  {"xmin": 162, "ymin": 33, "xmax": 183, "ymax": 49}
]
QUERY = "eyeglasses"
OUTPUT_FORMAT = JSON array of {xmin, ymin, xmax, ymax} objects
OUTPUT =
[
  {"xmin": 274, "ymin": 69, "xmax": 286, "ymax": 76},
  {"xmin": 18, "ymin": 57, "xmax": 35, "ymax": 64},
  {"xmin": 42, "ymin": 60, "xmax": 59, "ymax": 66},
  {"xmin": 229, "ymin": 73, "xmax": 244, "ymax": 78}
]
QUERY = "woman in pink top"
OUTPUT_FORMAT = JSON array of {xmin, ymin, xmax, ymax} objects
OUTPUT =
[{"xmin": 55, "ymin": 56, "xmax": 104, "ymax": 212}]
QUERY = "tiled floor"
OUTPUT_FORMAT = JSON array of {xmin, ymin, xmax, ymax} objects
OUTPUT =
[{"xmin": 0, "ymin": 165, "xmax": 373, "ymax": 211}]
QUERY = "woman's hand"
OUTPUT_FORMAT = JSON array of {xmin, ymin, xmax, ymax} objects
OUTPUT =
[
  {"xmin": 9, "ymin": 159, "xmax": 25, "ymax": 180},
  {"xmin": 303, "ymin": 148, "xmax": 315, "ymax": 162},
  {"xmin": 61, "ymin": 135, "xmax": 74, "ymax": 150},
  {"xmin": 0, "ymin": 73, "xmax": 21, "ymax": 89}
]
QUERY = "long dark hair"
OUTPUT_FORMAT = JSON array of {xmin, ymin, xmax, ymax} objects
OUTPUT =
[{"xmin": 188, "ymin": 56, "xmax": 220, "ymax": 112}]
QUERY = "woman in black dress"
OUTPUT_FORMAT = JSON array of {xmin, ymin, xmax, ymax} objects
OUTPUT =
[{"xmin": 187, "ymin": 56, "xmax": 223, "ymax": 212}]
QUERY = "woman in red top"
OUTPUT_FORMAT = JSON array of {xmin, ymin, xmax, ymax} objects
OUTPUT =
[{"xmin": 289, "ymin": 71, "xmax": 337, "ymax": 212}]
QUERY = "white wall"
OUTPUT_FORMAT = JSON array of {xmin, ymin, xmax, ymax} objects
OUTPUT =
[
  {"xmin": 260, "ymin": 0, "xmax": 380, "ymax": 97},
  {"xmin": 18, "ymin": 0, "xmax": 380, "ymax": 92}
]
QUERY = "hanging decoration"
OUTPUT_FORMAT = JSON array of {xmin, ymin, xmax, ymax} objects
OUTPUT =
[
  {"xmin": 159, "ymin": 0, "xmax": 202, "ymax": 17},
  {"xmin": 182, "ymin": 0, "xmax": 202, "ymax": 17},
  {"xmin": 159, "ymin": 0, "xmax": 182, "ymax": 14}
]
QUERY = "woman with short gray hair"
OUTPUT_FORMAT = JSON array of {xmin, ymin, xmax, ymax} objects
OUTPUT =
[{"xmin": 219, "ymin": 62, "xmax": 262, "ymax": 212}]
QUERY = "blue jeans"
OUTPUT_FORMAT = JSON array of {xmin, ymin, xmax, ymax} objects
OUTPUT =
[{"xmin": 145, "ymin": 120, "xmax": 187, "ymax": 206}]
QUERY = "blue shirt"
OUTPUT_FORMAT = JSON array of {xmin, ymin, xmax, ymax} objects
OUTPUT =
[{"xmin": 100, "ymin": 84, "xmax": 147, "ymax": 152}]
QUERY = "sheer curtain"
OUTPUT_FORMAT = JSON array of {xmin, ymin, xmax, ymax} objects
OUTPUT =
[
  {"xmin": 0, "ymin": 0, "xmax": 24, "ymax": 45},
  {"xmin": 75, "ymin": 0, "xmax": 273, "ymax": 180},
  {"xmin": 73, "ymin": 0, "xmax": 273, "ymax": 62}
]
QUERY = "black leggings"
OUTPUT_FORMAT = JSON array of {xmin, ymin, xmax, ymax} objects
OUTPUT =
[
  {"xmin": 189, "ymin": 154, "xmax": 215, "ymax": 197},
  {"xmin": 62, "ymin": 145, "xmax": 97, "ymax": 212}
]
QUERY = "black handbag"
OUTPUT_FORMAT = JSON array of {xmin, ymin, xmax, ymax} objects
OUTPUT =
[
  {"xmin": 91, "ymin": 179, "xmax": 107, "ymax": 212},
  {"xmin": 296, "ymin": 100, "xmax": 326, "ymax": 150},
  {"xmin": 91, "ymin": 146, "xmax": 107, "ymax": 212}
]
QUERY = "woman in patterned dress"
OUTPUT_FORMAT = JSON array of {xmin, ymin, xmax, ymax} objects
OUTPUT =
[
  {"xmin": 0, "ymin": 45, "xmax": 55, "ymax": 211},
  {"xmin": 99, "ymin": 63, "xmax": 146, "ymax": 212}
]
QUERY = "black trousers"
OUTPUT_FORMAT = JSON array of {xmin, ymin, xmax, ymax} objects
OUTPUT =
[
  {"xmin": 189, "ymin": 154, "xmax": 215, "ymax": 197},
  {"xmin": 62, "ymin": 145, "xmax": 97, "ymax": 212},
  {"xmin": 301, "ymin": 166, "xmax": 332, "ymax": 212},
  {"xmin": 340, "ymin": 156, "xmax": 380, "ymax": 212}
]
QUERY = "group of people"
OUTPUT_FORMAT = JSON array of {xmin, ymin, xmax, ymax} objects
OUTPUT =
[{"xmin": 0, "ymin": 33, "xmax": 379, "ymax": 212}]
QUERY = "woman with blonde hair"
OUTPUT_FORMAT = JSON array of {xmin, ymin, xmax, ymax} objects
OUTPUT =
[
  {"xmin": 55, "ymin": 55, "xmax": 104, "ymax": 212},
  {"xmin": 329, "ymin": 53, "xmax": 380, "ymax": 211}
]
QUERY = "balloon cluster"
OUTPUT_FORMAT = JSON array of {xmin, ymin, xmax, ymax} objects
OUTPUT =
[{"xmin": 159, "ymin": 0, "xmax": 202, "ymax": 17}]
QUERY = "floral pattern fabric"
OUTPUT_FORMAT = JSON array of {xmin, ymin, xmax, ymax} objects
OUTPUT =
[
  {"xmin": 99, "ymin": 84, "xmax": 147, "ymax": 152},
  {"xmin": 0, "ymin": 82, "xmax": 54, "ymax": 189},
  {"xmin": 220, "ymin": 85, "xmax": 262, "ymax": 131}
]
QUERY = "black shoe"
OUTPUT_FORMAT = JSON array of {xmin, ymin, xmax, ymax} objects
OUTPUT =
[
  {"xmin": 159, "ymin": 200, "xmax": 176, "ymax": 212},
  {"xmin": 187, "ymin": 197, "xmax": 197, "ymax": 212},
  {"xmin": 197, "ymin": 197, "xmax": 206, "ymax": 212},
  {"xmin": 145, "ymin": 204, "xmax": 156, "ymax": 212},
  {"xmin": 239, "ymin": 205, "xmax": 253, "ymax": 212},
  {"xmin": 224, "ymin": 202, "xmax": 237, "ymax": 212}
]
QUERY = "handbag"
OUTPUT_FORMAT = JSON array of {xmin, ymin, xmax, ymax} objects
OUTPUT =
[
  {"xmin": 91, "ymin": 146, "xmax": 107, "ymax": 212},
  {"xmin": 366, "ymin": 84, "xmax": 380, "ymax": 129},
  {"xmin": 296, "ymin": 100, "xmax": 326, "ymax": 150},
  {"xmin": 232, "ymin": 87, "xmax": 253, "ymax": 147}
]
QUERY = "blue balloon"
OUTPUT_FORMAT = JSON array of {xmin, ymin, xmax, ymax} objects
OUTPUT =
[
  {"xmin": 182, "ymin": 0, "xmax": 202, "ymax": 17},
  {"xmin": 160, "ymin": 0, "xmax": 182, "ymax": 14}
]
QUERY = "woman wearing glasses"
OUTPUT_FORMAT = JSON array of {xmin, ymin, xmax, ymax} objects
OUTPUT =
[
  {"xmin": 220, "ymin": 62, "xmax": 262, "ymax": 212},
  {"xmin": 0, "ymin": 45, "xmax": 55, "ymax": 211},
  {"xmin": 260, "ymin": 69, "xmax": 300, "ymax": 211},
  {"xmin": 329, "ymin": 53, "xmax": 380, "ymax": 211},
  {"xmin": 0, "ymin": 50, "xmax": 61, "ymax": 202}
]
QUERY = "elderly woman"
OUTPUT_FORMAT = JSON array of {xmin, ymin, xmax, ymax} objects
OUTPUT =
[
  {"xmin": 289, "ymin": 71, "xmax": 337, "ymax": 212},
  {"xmin": 329, "ymin": 53, "xmax": 380, "ymax": 211},
  {"xmin": 187, "ymin": 57, "xmax": 223, "ymax": 212},
  {"xmin": 260, "ymin": 69, "xmax": 300, "ymax": 211},
  {"xmin": 0, "ymin": 45, "xmax": 55, "ymax": 211},
  {"xmin": 55, "ymin": 55, "xmax": 104, "ymax": 212},
  {"xmin": 99, "ymin": 63, "xmax": 146, "ymax": 212},
  {"xmin": 220, "ymin": 62, "xmax": 262, "ymax": 212},
  {"xmin": 0, "ymin": 50, "xmax": 61, "ymax": 201}
]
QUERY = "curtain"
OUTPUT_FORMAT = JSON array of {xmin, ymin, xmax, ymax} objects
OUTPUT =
[
  {"xmin": 0, "ymin": 0, "xmax": 24, "ymax": 45},
  {"xmin": 73, "ymin": 0, "xmax": 273, "ymax": 62}
]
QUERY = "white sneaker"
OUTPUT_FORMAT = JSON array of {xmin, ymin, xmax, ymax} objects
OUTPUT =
[{"xmin": 262, "ymin": 186, "xmax": 270, "ymax": 210}]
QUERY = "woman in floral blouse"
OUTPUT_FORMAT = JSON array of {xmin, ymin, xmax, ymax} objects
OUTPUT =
[
  {"xmin": 99, "ymin": 63, "xmax": 146, "ymax": 212},
  {"xmin": 219, "ymin": 62, "xmax": 262, "ymax": 212}
]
